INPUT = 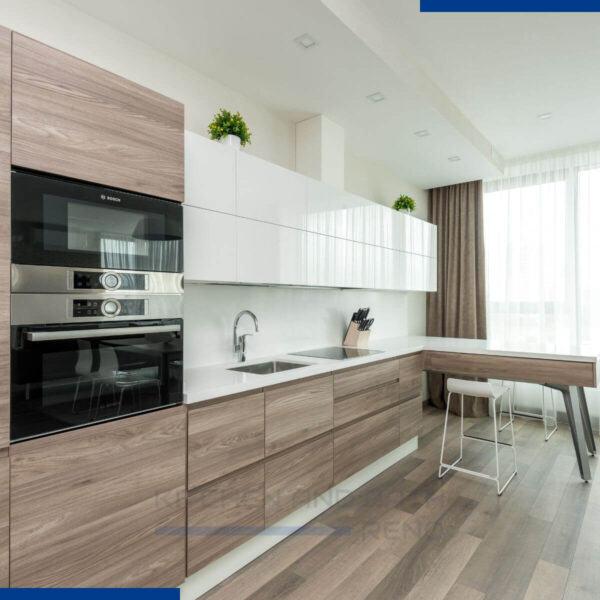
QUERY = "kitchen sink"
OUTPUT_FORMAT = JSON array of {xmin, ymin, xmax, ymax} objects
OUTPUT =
[{"xmin": 228, "ymin": 360, "xmax": 312, "ymax": 375}]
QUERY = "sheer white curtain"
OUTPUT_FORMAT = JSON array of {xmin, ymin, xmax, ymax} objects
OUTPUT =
[{"xmin": 483, "ymin": 144, "xmax": 600, "ymax": 349}]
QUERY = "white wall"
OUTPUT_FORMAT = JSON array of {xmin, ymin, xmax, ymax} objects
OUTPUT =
[{"xmin": 0, "ymin": 0, "xmax": 430, "ymax": 371}]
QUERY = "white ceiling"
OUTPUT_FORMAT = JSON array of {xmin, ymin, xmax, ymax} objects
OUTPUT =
[{"xmin": 66, "ymin": 0, "xmax": 600, "ymax": 188}]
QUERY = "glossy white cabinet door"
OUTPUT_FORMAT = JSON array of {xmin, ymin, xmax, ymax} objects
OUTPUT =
[
  {"xmin": 424, "ymin": 256, "xmax": 438, "ymax": 291},
  {"xmin": 184, "ymin": 131, "xmax": 236, "ymax": 213},
  {"xmin": 373, "ymin": 247, "xmax": 407, "ymax": 290},
  {"xmin": 184, "ymin": 206, "xmax": 236, "ymax": 282},
  {"xmin": 237, "ymin": 218, "xmax": 307, "ymax": 286},
  {"xmin": 237, "ymin": 152, "xmax": 307, "ymax": 229},
  {"xmin": 424, "ymin": 222, "xmax": 437, "ymax": 258},
  {"xmin": 391, "ymin": 211, "xmax": 412, "ymax": 253},
  {"xmin": 305, "ymin": 179, "xmax": 342, "ymax": 237}
]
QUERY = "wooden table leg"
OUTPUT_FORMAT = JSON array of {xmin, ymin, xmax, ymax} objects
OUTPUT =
[{"xmin": 577, "ymin": 386, "xmax": 596, "ymax": 455}]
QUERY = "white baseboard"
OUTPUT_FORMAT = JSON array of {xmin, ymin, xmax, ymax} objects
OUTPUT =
[{"xmin": 180, "ymin": 436, "xmax": 418, "ymax": 599}]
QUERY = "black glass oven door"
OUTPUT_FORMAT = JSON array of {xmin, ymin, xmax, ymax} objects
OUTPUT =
[
  {"xmin": 10, "ymin": 319, "xmax": 183, "ymax": 442},
  {"xmin": 11, "ymin": 170, "xmax": 183, "ymax": 273}
]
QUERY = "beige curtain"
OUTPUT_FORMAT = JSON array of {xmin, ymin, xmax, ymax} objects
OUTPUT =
[{"xmin": 427, "ymin": 180, "xmax": 488, "ymax": 417}]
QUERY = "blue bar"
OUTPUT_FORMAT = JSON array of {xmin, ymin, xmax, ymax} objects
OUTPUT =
[
  {"xmin": 421, "ymin": 0, "xmax": 600, "ymax": 10},
  {"xmin": 0, "ymin": 590, "xmax": 179, "ymax": 599}
]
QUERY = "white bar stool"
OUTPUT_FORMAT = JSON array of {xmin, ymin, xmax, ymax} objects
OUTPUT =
[{"xmin": 439, "ymin": 378, "xmax": 518, "ymax": 495}]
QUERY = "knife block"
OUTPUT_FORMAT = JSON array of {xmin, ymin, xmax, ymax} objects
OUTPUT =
[{"xmin": 343, "ymin": 321, "xmax": 371, "ymax": 347}]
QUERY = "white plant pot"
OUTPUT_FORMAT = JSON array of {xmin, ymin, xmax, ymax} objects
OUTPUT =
[{"xmin": 220, "ymin": 134, "xmax": 241, "ymax": 149}]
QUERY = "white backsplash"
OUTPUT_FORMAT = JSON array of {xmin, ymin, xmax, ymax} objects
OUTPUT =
[{"xmin": 184, "ymin": 284, "xmax": 426, "ymax": 368}]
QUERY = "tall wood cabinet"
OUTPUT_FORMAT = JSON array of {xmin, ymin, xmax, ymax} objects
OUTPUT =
[
  {"xmin": 10, "ymin": 407, "xmax": 187, "ymax": 588},
  {"xmin": 11, "ymin": 34, "xmax": 184, "ymax": 202}
]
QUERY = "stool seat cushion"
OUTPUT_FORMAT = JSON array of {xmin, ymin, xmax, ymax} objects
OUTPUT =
[{"xmin": 447, "ymin": 378, "xmax": 508, "ymax": 399}]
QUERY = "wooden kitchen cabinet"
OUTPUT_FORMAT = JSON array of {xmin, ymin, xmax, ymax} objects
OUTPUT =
[
  {"xmin": 265, "ymin": 374, "xmax": 333, "ymax": 456},
  {"xmin": 334, "ymin": 381, "xmax": 400, "ymax": 428},
  {"xmin": 0, "ymin": 25, "xmax": 10, "ymax": 451},
  {"xmin": 187, "ymin": 463, "xmax": 265, "ymax": 573},
  {"xmin": 265, "ymin": 433, "xmax": 333, "ymax": 526},
  {"xmin": 334, "ymin": 405, "xmax": 400, "ymax": 484},
  {"xmin": 398, "ymin": 352, "xmax": 424, "ymax": 402},
  {"xmin": 188, "ymin": 391, "xmax": 265, "ymax": 490},
  {"xmin": 333, "ymin": 358, "xmax": 399, "ymax": 398},
  {"xmin": 10, "ymin": 406, "xmax": 187, "ymax": 588},
  {"xmin": 400, "ymin": 397, "xmax": 423, "ymax": 445},
  {"xmin": 0, "ymin": 452, "xmax": 8, "ymax": 587},
  {"xmin": 11, "ymin": 34, "xmax": 184, "ymax": 202}
]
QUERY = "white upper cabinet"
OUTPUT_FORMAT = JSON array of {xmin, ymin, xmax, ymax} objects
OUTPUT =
[
  {"xmin": 237, "ymin": 218, "xmax": 307, "ymax": 286},
  {"xmin": 184, "ymin": 206, "xmax": 236, "ymax": 283},
  {"xmin": 185, "ymin": 131, "xmax": 236, "ymax": 213},
  {"xmin": 237, "ymin": 152, "xmax": 307, "ymax": 229}
]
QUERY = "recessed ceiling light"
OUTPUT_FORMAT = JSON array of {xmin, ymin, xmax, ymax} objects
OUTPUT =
[
  {"xmin": 537, "ymin": 112, "xmax": 552, "ymax": 120},
  {"xmin": 448, "ymin": 156, "xmax": 461, "ymax": 162},
  {"xmin": 414, "ymin": 129, "xmax": 430, "ymax": 137},
  {"xmin": 294, "ymin": 33, "xmax": 318, "ymax": 50},
  {"xmin": 367, "ymin": 92, "xmax": 385, "ymax": 103}
]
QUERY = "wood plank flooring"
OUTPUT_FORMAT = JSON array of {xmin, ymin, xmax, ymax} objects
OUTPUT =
[{"xmin": 200, "ymin": 405, "xmax": 598, "ymax": 600}]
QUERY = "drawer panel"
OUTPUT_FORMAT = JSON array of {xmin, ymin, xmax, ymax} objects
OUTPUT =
[
  {"xmin": 265, "ymin": 434, "xmax": 333, "ymax": 526},
  {"xmin": 334, "ymin": 406, "xmax": 400, "ymax": 484},
  {"xmin": 399, "ymin": 396, "xmax": 422, "ymax": 445},
  {"xmin": 399, "ymin": 353, "xmax": 423, "ymax": 402},
  {"xmin": 188, "ymin": 392, "xmax": 265, "ymax": 489},
  {"xmin": 334, "ymin": 381, "xmax": 400, "ymax": 428},
  {"xmin": 334, "ymin": 359, "xmax": 399, "ymax": 399},
  {"xmin": 265, "ymin": 375, "xmax": 333, "ymax": 456},
  {"xmin": 187, "ymin": 463, "xmax": 265, "ymax": 573}
]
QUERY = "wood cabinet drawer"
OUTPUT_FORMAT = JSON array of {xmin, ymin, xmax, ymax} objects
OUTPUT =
[
  {"xmin": 187, "ymin": 463, "xmax": 265, "ymax": 573},
  {"xmin": 265, "ymin": 434, "xmax": 333, "ymax": 526},
  {"xmin": 265, "ymin": 375, "xmax": 333, "ymax": 456},
  {"xmin": 333, "ymin": 359, "xmax": 399, "ymax": 398},
  {"xmin": 12, "ymin": 34, "xmax": 184, "ymax": 202},
  {"xmin": 399, "ymin": 396, "xmax": 423, "ymax": 445},
  {"xmin": 10, "ymin": 407, "xmax": 187, "ymax": 588},
  {"xmin": 399, "ymin": 353, "xmax": 423, "ymax": 402},
  {"xmin": 188, "ymin": 392, "xmax": 264, "ymax": 489},
  {"xmin": 334, "ymin": 406, "xmax": 400, "ymax": 484},
  {"xmin": 0, "ymin": 453, "xmax": 7, "ymax": 587},
  {"xmin": 334, "ymin": 381, "xmax": 400, "ymax": 428}
]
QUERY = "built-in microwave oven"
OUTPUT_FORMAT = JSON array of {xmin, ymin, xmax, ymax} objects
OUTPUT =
[{"xmin": 11, "ymin": 169, "xmax": 183, "ymax": 273}]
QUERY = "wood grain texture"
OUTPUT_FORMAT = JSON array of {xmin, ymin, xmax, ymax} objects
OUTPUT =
[
  {"xmin": 0, "ymin": 26, "xmax": 10, "ymax": 451},
  {"xmin": 265, "ymin": 375, "xmax": 333, "ymax": 456},
  {"xmin": 333, "ymin": 405, "xmax": 400, "ymax": 484},
  {"xmin": 333, "ymin": 358, "xmax": 400, "ymax": 399},
  {"xmin": 188, "ymin": 392, "xmax": 264, "ymax": 490},
  {"xmin": 12, "ymin": 34, "xmax": 184, "ymax": 201},
  {"xmin": 10, "ymin": 406, "xmax": 187, "ymax": 588},
  {"xmin": 0, "ymin": 455, "xmax": 8, "ymax": 587},
  {"xmin": 187, "ymin": 463, "xmax": 265, "ymax": 574},
  {"xmin": 423, "ymin": 351, "xmax": 596, "ymax": 387},
  {"xmin": 265, "ymin": 433, "xmax": 333, "ymax": 526},
  {"xmin": 400, "ymin": 396, "xmax": 423, "ymax": 445},
  {"xmin": 334, "ymin": 381, "xmax": 400, "ymax": 428},
  {"xmin": 399, "ymin": 352, "xmax": 424, "ymax": 402},
  {"xmin": 524, "ymin": 559, "xmax": 569, "ymax": 600}
]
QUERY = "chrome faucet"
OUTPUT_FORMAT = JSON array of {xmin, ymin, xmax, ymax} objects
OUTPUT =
[{"xmin": 233, "ymin": 310, "xmax": 259, "ymax": 362}]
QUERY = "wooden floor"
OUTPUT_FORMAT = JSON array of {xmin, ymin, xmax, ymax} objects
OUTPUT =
[{"xmin": 201, "ymin": 405, "xmax": 600, "ymax": 600}]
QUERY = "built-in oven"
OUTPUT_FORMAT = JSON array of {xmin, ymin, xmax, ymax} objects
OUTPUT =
[
  {"xmin": 11, "ymin": 318, "xmax": 183, "ymax": 442},
  {"xmin": 11, "ymin": 169, "xmax": 183, "ymax": 273}
]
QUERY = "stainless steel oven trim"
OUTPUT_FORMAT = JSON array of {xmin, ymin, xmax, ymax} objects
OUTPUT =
[
  {"xmin": 11, "ymin": 264, "xmax": 184, "ymax": 294},
  {"xmin": 11, "ymin": 293, "xmax": 183, "ymax": 325},
  {"xmin": 26, "ymin": 323, "xmax": 181, "ymax": 342}
]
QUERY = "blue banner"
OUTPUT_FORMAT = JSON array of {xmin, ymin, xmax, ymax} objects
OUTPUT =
[
  {"xmin": 421, "ymin": 0, "xmax": 600, "ymax": 10},
  {"xmin": 0, "ymin": 590, "xmax": 179, "ymax": 599}
]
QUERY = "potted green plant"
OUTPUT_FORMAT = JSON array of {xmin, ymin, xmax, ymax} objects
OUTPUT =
[
  {"xmin": 207, "ymin": 109, "xmax": 251, "ymax": 149},
  {"xmin": 393, "ymin": 195, "xmax": 416, "ymax": 214}
]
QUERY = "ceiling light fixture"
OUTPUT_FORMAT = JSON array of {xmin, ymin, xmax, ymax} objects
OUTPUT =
[
  {"xmin": 294, "ymin": 33, "xmax": 318, "ymax": 50},
  {"xmin": 414, "ymin": 129, "xmax": 430, "ymax": 137},
  {"xmin": 537, "ymin": 112, "xmax": 552, "ymax": 120},
  {"xmin": 448, "ymin": 156, "xmax": 461, "ymax": 162},
  {"xmin": 367, "ymin": 91, "xmax": 385, "ymax": 103}
]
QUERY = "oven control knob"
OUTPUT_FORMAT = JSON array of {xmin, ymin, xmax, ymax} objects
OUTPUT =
[
  {"xmin": 101, "ymin": 299, "xmax": 121, "ymax": 317},
  {"xmin": 101, "ymin": 272, "xmax": 121, "ymax": 290}
]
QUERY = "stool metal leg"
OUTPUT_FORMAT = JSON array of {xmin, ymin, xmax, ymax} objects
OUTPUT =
[
  {"xmin": 542, "ymin": 386, "xmax": 558, "ymax": 441},
  {"xmin": 439, "ymin": 391, "xmax": 463, "ymax": 479},
  {"xmin": 498, "ymin": 380, "xmax": 515, "ymax": 432}
]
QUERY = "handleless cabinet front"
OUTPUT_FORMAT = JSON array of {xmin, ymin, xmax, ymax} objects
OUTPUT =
[
  {"xmin": 0, "ymin": 454, "xmax": 7, "ymax": 587},
  {"xmin": 10, "ymin": 406, "xmax": 187, "ymax": 588},
  {"xmin": 12, "ymin": 34, "xmax": 184, "ymax": 201}
]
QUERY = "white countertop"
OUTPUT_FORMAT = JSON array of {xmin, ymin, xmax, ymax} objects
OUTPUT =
[{"xmin": 184, "ymin": 335, "xmax": 600, "ymax": 405}]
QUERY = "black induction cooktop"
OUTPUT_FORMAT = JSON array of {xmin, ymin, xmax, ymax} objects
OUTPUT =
[{"xmin": 290, "ymin": 346, "xmax": 383, "ymax": 360}]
